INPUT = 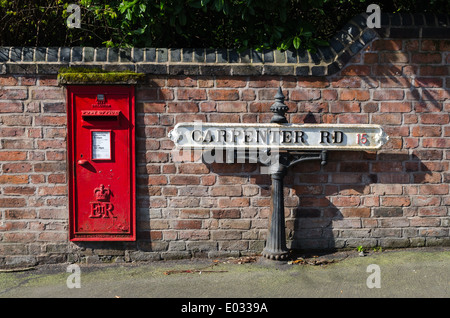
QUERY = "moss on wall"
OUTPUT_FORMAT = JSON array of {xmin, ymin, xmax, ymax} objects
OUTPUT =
[{"xmin": 57, "ymin": 67, "xmax": 145, "ymax": 85}]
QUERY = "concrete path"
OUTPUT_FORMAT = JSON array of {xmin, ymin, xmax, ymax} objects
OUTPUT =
[{"xmin": 1, "ymin": 247, "xmax": 448, "ymax": 301}]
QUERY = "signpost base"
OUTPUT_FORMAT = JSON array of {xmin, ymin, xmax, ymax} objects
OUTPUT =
[{"xmin": 261, "ymin": 151, "xmax": 327, "ymax": 261}]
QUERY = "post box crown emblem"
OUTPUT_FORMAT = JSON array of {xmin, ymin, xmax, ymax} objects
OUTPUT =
[{"xmin": 94, "ymin": 184, "xmax": 111, "ymax": 201}]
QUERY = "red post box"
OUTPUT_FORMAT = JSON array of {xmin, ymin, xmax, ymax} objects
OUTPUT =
[{"xmin": 67, "ymin": 86, "xmax": 136, "ymax": 241}]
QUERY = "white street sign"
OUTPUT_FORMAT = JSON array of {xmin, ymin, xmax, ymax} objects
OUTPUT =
[{"xmin": 169, "ymin": 122, "xmax": 389, "ymax": 151}]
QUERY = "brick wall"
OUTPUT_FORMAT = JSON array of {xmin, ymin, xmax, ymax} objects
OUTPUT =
[{"xmin": 0, "ymin": 13, "xmax": 449, "ymax": 267}]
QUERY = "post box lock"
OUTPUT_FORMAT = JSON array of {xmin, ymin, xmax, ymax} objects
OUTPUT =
[{"xmin": 67, "ymin": 86, "xmax": 136, "ymax": 241}]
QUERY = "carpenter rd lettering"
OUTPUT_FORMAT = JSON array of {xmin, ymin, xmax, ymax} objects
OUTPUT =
[{"xmin": 169, "ymin": 123, "xmax": 389, "ymax": 151}]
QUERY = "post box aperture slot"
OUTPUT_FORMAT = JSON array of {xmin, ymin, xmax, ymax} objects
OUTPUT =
[
  {"xmin": 91, "ymin": 130, "xmax": 112, "ymax": 161},
  {"xmin": 81, "ymin": 110, "xmax": 121, "ymax": 127}
]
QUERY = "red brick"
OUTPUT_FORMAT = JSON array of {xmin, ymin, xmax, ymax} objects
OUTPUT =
[
  {"xmin": 177, "ymin": 88, "xmax": 206, "ymax": 100},
  {"xmin": 340, "ymin": 65, "xmax": 371, "ymax": 76},
  {"xmin": 412, "ymin": 53, "xmax": 442, "ymax": 64},
  {"xmin": 198, "ymin": 78, "xmax": 214, "ymax": 88},
  {"xmin": 217, "ymin": 102, "xmax": 247, "ymax": 113},
  {"xmin": 0, "ymin": 102, "xmax": 23, "ymax": 113},
  {"xmin": 241, "ymin": 89, "xmax": 256, "ymax": 101},
  {"xmin": 3, "ymin": 232, "xmax": 35, "ymax": 242},
  {"xmin": 290, "ymin": 89, "xmax": 320, "ymax": 101},
  {"xmin": 322, "ymin": 89, "xmax": 338, "ymax": 100},
  {"xmin": 414, "ymin": 102, "xmax": 442, "ymax": 113},
  {"xmin": 167, "ymin": 102, "xmax": 198, "ymax": 113},
  {"xmin": 420, "ymin": 113, "xmax": 449, "ymax": 125},
  {"xmin": 34, "ymin": 115, "xmax": 66, "ymax": 126},
  {"xmin": 0, "ymin": 127, "xmax": 25, "ymax": 137},
  {"xmin": 209, "ymin": 89, "xmax": 239, "ymax": 101},
  {"xmin": 372, "ymin": 65, "xmax": 402, "ymax": 76},
  {"xmin": 371, "ymin": 162, "xmax": 403, "ymax": 172},
  {"xmin": 30, "ymin": 88, "xmax": 63, "ymax": 100},
  {"xmin": 331, "ymin": 77, "xmax": 361, "ymax": 88},
  {"xmin": 381, "ymin": 196, "xmax": 410, "ymax": 207},
  {"xmin": 379, "ymin": 77, "xmax": 411, "ymax": 88},
  {"xmin": 34, "ymin": 162, "xmax": 66, "ymax": 172},
  {"xmin": 0, "ymin": 88, "xmax": 27, "ymax": 100},
  {"xmin": 337, "ymin": 113, "xmax": 368, "ymax": 124},
  {"xmin": 414, "ymin": 77, "xmax": 443, "ymax": 88},
  {"xmin": 201, "ymin": 175, "xmax": 216, "ymax": 186},
  {"xmin": 420, "ymin": 66, "xmax": 448, "ymax": 76},
  {"xmin": 339, "ymin": 90, "xmax": 370, "ymax": 101},
  {"xmin": 341, "ymin": 207, "xmax": 371, "ymax": 218},
  {"xmin": 169, "ymin": 175, "xmax": 200, "ymax": 185},
  {"xmin": 178, "ymin": 163, "xmax": 209, "ymax": 174},
  {"xmin": 330, "ymin": 101, "xmax": 360, "ymax": 113},
  {"xmin": 373, "ymin": 90, "xmax": 404, "ymax": 101},
  {"xmin": 199, "ymin": 101, "xmax": 216, "ymax": 112},
  {"xmin": 0, "ymin": 198, "xmax": 27, "ymax": 207},
  {"xmin": 372, "ymin": 113, "xmax": 401, "ymax": 125},
  {"xmin": 2, "ymin": 163, "xmax": 32, "ymax": 173},
  {"xmin": 248, "ymin": 76, "xmax": 280, "ymax": 88},
  {"xmin": 173, "ymin": 220, "xmax": 202, "ymax": 229},
  {"xmin": 297, "ymin": 77, "xmax": 329, "ymax": 88},
  {"xmin": 216, "ymin": 77, "xmax": 247, "ymax": 88},
  {"xmin": 419, "ymin": 184, "xmax": 448, "ymax": 195},
  {"xmin": 380, "ymin": 102, "xmax": 411, "ymax": 113},
  {"xmin": 418, "ymin": 207, "xmax": 447, "ymax": 216},
  {"xmin": 372, "ymin": 39, "xmax": 402, "ymax": 51},
  {"xmin": 210, "ymin": 185, "xmax": 242, "ymax": 196},
  {"xmin": 158, "ymin": 88, "xmax": 174, "ymax": 100},
  {"xmin": 212, "ymin": 209, "xmax": 240, "ymax": 219},
  {"xmin": 0, "ymin": 151, "xmax": 27, "ymax": 161},
  {"xmin": 48, "ymin": 174, "xmax": 66, "ymax": 183},
  {"xmin": 139, "ymin": 102, "xmax": 166, "ymax": 113},
  {"xmin": 412, "ymin": 126, "xmax": 441, "ymax": 137},
  {"xmin": 0, "ymin": 76, "xmax": 18, "ymax": 86},
  {"xmin": 332, "ymin": 196, "xmax": 360, "ymax": 207},
  {"xmin": 38, "ymin": 186, "xmax": 67, "ymax": 196},
  {"xmin": 218, "ymin": 197, "xmax": 249, "ymax": 208},
  {"xmin": 422, "ymin": 138, "xmax": 450, "ymax": 148},
  {"xmin": 167, "ymin": 77, "xmax": 197, "ymax": 87},
  {"xmin": 0, "ymin": 175, "xmax": 28, "ymax": 185},
  {"xmin": 380, "ymin": 52, "xmax": 409, "ymax": 63},
  {"xmin": 147, "ymin": 175, "xmax": 168, "ymax": 185},
  {"xmin": 421, "ymin": 89, "xmax": 449, "ymax": 101},
  {"xmin": 179, "ymin": 209, "xmax": 209, "ymax": 219},
  {"xmin": 364, "ymin": 53, "xmax": 378, "ymax": 64}
]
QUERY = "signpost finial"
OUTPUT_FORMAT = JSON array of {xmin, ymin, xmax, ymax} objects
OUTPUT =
[{"xmin": 270, "ymin": 87, "xmax": 288, "ymax": 124}]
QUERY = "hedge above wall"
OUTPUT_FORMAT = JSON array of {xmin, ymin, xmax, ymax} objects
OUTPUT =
[{"xmin": 0, "ymin": 13, "xmax": 449, "ymax": 78}]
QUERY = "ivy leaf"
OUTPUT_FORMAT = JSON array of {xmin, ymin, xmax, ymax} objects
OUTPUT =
[{"xmin": 293, "ymin": 36, "xmax": 301, "ymax": 49}]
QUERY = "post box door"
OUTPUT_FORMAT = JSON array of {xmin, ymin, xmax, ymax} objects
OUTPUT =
[{"xmin": 67, "ymin": 86, "xmax": 136, "ymax": 241}]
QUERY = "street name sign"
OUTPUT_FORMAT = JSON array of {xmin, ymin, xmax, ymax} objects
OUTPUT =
[{"xmin": 169, "ymin": 122, "xmax": 389, "ymax": 151}]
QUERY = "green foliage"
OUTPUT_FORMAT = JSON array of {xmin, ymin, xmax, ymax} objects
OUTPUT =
[{"xmin": 1, "ymin": 0, "xmax": 449, "ymax": 50}]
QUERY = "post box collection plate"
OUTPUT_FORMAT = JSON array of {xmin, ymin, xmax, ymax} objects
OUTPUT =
[{"xmin": 67, "ymin": 86, "xmax": 136, "ymax": 241}]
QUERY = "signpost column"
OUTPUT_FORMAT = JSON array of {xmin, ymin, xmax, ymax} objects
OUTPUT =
[{"xmin": 262, "ymin": 155, "xmax": 289, "ymax": 260}]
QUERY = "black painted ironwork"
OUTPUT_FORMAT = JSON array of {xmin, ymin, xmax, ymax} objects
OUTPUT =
[
  {"xmin": 233, "ymin": 87, "xmax": 327, "ymax": 260},
  {"xmin": 263, "ymin": 87, "xmax": 327, "ymax": 260}
]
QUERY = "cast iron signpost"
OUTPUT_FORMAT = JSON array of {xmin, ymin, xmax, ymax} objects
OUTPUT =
[{"xmin": 169, "ymin": 88, "xmax": 389, "ymax": 260}]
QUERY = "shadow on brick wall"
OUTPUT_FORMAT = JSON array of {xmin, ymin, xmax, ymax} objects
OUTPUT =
[
  {"xmin": 206, "ymin": 150, "xmax": 433, "ymax": 254},
  {"xmin": 286, "ymin": 151, "xmax": 432, "ymax": 252}
]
